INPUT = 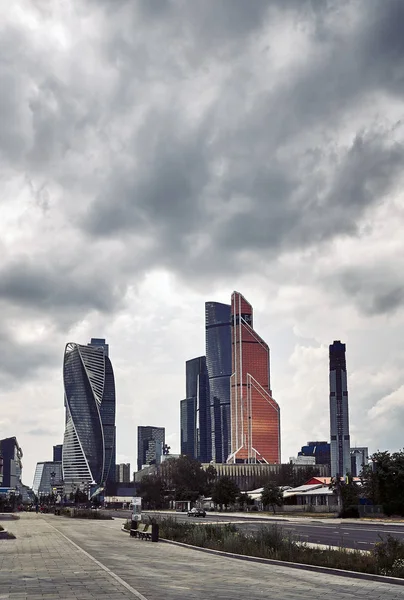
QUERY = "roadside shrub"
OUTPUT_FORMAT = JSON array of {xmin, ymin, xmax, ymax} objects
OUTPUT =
[
  {"xmin": 339, "ymin": 506, "xmax": 359, "ymax": 518},
  {"xmin": 152, "ymin": 516, "xmax": 402, "ymax": 577},
  {"xmin": 61, "ymin": 508, "xmax": 112, "ymax": 519},
  {"xmin": 373, "ymin": 535, "xmax": 404, "ymax": 576},
  {"xmin": 382, "ymin": 502, "xmax": 404, "ymax": 517}
]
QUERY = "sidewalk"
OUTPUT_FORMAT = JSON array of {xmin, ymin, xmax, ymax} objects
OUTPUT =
[{"xmin": 0, "ymin": 514, "xmax": 136, "ymax": 599}]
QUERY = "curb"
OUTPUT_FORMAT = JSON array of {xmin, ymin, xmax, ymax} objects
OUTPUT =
[{"xmin": 159, "ymin": 538, "xmax": 404, "ymax": 586}]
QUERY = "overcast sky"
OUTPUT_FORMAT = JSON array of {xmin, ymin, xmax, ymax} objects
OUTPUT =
[{"xmin": 1, "ymin": 0, "xmax": 404, "ymax": 485}]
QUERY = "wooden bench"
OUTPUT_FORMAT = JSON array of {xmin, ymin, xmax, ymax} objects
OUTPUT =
[{"xmin": 132, "ymin": 523, "xmax": 152, "ymax": 541}]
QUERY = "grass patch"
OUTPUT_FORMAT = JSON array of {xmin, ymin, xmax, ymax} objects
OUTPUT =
[{"xmin": 153, "ymin": 517, "xmax": 404, "ymax": 578}]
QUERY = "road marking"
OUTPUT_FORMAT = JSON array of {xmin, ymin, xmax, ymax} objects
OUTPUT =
[{"xmin": 47, "ymin": 521, "xmax": 149, "ymax": 600}]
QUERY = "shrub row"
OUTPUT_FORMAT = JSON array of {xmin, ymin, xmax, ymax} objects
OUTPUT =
[
  {"xmin": 60, "ymin": 508, "xmax": 112, "ymax": 520},
  {"xmin": 145, "ymin": 517, "xmax": 404, "ymax": 578}
]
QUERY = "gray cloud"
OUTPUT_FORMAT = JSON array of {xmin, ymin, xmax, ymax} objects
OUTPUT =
[
  {"xmin": 0, "ymin": 258, "xmax": 124, "ymax": 316},
  {"xmin": 332, "ymin": 266, "xmax": 404, "ymax": 316},
  {"xmin": 0, "ymin": 325, "xmax": 60, "ymax": 384},
  {"xmin": 0, "ymin": 0, "xmax": 403, "ymax": 327}
]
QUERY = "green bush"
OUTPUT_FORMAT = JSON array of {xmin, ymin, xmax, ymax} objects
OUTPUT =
[
  {"xmin": 151, "ymin": 517, "xmax": 402, "ymax": 577},
  {"xmin": 373, "ymin": 535, "xmax": 404, "ymax": 576},
  {"xmin": 339, "ymin": 506, "xmax": 360, "ymax": 518},
  {"xmin": 61, "ymin": 508, "xmax": 112, "ymax": 520},
  {"xmin": 382, "ymin": 502, "xmax": 404, "ymax": 517}
]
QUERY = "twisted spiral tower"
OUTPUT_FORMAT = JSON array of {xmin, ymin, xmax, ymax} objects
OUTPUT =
[{"xmin": 62, "ymin": 340, "xmax": 116, "ymax": 488}]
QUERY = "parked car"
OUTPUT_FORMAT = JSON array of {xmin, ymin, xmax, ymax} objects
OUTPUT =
[{"xmin": 187, "ymin": 507, "xmax": 206, "ymax": 517}]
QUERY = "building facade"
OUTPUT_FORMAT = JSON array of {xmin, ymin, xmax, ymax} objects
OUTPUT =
[
  {"xmin": 228, "ymin": 292, "xmax": 280, "ymax": 464},
  {"xmin": 205, "ymin": 302, "xmax": 232, "ymax": 463},
  {"xmin": 289, "ymin": 456, "xmax": 316, "ymax": 466},
  {"xmin": 350, "ymin": 447, "xmax": 369, "ymax": 476},
  {"xmin": 62, "ymin": 338, "xmax": 116, "ymax": 488},
  {"xmin": 329, "ymin": 341, "xmax": 351, "ymax": 477},
  {"xmin": 32, "ymin": 461, "xmax": 63, "ymax": 497},
  {"xmin": 137, "ymin": 426, "xmax": 165, "ymax": 471},
  {"xmin": 115, "ymin": 463, "xmax": 131, "ymax": 483},
  {"xmin": 180, "ymin": 356, "xmax": 210, "ymax": 462},
  {"xmin": 299, "ymin": 441, "xmax": 331, "ymax": 467},
  {"xmin": 53, "ymin": 444, "xmax": 63, "ymax": 463},
  {"xmin": 0, "ymin": 437, "xmax": 23, "ymax": 491}
]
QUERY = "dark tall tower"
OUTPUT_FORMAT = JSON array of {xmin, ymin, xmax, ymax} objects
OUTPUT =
[
  {"xmin": 329, "ymin": 340, "xmax": 350, "ymax": 477},
  {"xmin": 228, "ymin": 291, "xmax": 280, "ymax": 464},
  {"xmin": 53, "ymin": 444, "xmax": 63, "ymax": 463},
  {"xmin": 205, "ymin": 302, "xmax": 232, "ymax": 463},
  {"xmin": 180, "ymin": 356, "xmax": 210, "ymax": 462},
  {"xmin": 62, "ymin": 339, "xmax": 116, "ymax": 488}
]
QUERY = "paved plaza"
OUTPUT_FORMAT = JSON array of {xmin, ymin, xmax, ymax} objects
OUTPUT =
[{"xmin": 0, "ymin": 513, "xmax": 403, "ymax": 599}]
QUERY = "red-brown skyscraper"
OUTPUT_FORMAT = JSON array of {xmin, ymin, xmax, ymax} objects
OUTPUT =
[{"xmin": 228, "ymin": 291, "xmax": 280, "ymax": 464}]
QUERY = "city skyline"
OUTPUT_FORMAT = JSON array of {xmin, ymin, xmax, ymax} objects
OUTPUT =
[{"xmin": 1, "ymin": 1, "xmax": 404, "ymax": 485}]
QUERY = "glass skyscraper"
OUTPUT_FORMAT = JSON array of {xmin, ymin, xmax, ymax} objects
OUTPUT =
[
  {"xmin": 137, "ymin": 426, "xmax": 165, "ymax": 471},
  {"xmin": 329, "ymin": 340, "xmax": 350, "ymax": 477},
  {"xmin": 53, "ymin": 444, "xmax": 63, "ymax": 462},
  {"xmin": 228, "ymin": 291, "xmax": 280, "ymax": 464},
  {"xmin": 62, "ymin": 338, "xmax": 116, "ymax": 488},
  {"xmin": 32, "ymin": 461, "xmax": 63, "ymax": 496},
  {"xmin": 205, "ymin": 302, "xmax": 232, "ymax": 463},
  {"xmin": 180, "ymin": 356, "xmax": 210, "ymax": 462}
]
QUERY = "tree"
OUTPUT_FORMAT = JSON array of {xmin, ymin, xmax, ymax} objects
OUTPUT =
[
  {"xmin": 205, "ymin": 464, "xmax": 217, "ymax": 495},
  {"xmin": 237, "ymin": 492, "xmax": 254, "ymax": 511},
  {"xmin": 163, "ymin": 455, "xmax": 209, "ymax": 502},
  {"xmin": 329, "ymin": 474, "xmax": 359, "ymax": 513},
  {"xmin": 211, "ymin": 476, "xmax": 239, "ymax": 510},
  {"xmin": 138, "ymin": 475, "xmax": 166, "ymax": 509},
  {"xmin": 361, "ymin": 451, "xmax": 404, "ymax": 516},
  {"xmin": 261, "ymin": 482, "xmax": 283, "ymax": 514}
]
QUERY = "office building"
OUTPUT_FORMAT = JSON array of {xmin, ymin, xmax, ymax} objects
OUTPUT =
[
  {"xmin": 350, "ymin": 447, "xmax": 369, "ymax": 476},
  {"xmin": 0, "ymin": 437, "xmax": 23, "ymax": 491},
  {"xmin": 329, "ymin": 341, "xmax": 351, "ymax": 477},
  {"xmin": 116, "ymin": 463, "xmax": 131, "ymax": 483},
  {"xmin": 299, "ymin": 441, "xmax": 331, "ymax": 467},
  {"xmin": 53, "ymin": 444, "xmax": 63, "ymax": 463},
  {"xmin": 62, "ymin": 338, "xmax": 116, "ymax": 488},
  {"xmin": 228, "ymin": 292, "xmax": 280, "ymax": 464},
  {"xmin": 32, "ymin": 461, "xmax": 63, "ymax": 497},
  {"xmin": 180, "ymin": 356, "xmax": 210, "ymax": 462},
  {"xmin": 205, "ymin": 301, "xmax": 232, "ymax": 463},
  {"xmin": 137, "ymin": 426, "xmax": 165, "ymax": 471}
]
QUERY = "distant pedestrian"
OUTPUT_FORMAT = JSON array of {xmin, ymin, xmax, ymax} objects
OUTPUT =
[{"xmin": 35, "ymin": 503, "xmax": 39, "ymax": 514}]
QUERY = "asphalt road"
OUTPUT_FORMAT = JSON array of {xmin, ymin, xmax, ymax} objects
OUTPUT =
[{"xmin": 107, "ymin": 509, "xmax": 404, "ymax": 550}]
